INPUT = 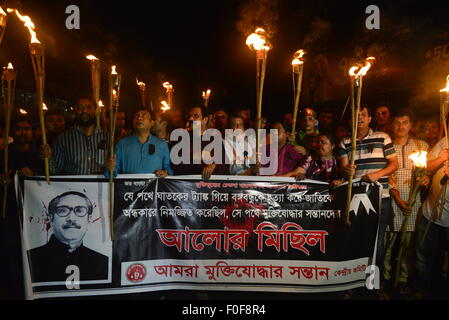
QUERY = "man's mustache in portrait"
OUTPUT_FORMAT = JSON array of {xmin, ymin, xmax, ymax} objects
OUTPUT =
[{"xmin": 62, "ymin": 221, "xmax": 82, "ymax": 229}]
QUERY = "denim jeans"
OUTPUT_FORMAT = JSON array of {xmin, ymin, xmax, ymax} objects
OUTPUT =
[
  {"xmin": 376, "ymin": 197, "xmax": 392, "ymax": 275},
  {"xmin": 413, "ymin": 216, "xmax": 449, "ymax": 295}
]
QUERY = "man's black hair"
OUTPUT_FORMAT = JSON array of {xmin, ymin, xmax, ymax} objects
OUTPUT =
[
  {"xmin": 360, "ymin": 104, "xmax": 372, "ymax": 117},
  {"xmin": 48, "ymin": 191, "xmax": 93, "ymax": 217},
  {"xmin": 44, "ymin": 108, "xmax": 65, "ymax": 121},
  {"xmin": 393, "ymin": 108, "xmax": 415, "ymax": 123},
  {"xmin": 11, "ymin": 116, "xmax": 33, "ymax": 129}
]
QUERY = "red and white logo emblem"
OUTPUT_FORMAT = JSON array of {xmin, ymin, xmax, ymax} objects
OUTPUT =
[{"xmin": 126, "ymin": 264, "xmax": 147, "ymax": 283}]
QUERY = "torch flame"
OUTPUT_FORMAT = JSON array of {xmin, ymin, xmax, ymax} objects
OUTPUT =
[
  {"xmin": 246, "ymin": 27, "xmax": 271, "ymax": 51},
  {"xmin": 349, "ymin": 57, "xmax": 375, "ymax": 77},
  {"xmin": 98, "ymin": 100, "xmax": 104, "ymax": 107},
  {"xmin": 8, "ymin": 8, "xmax": 40, "ymax": 44},
  {"xmin": 136, "ymin": 78, "xmax": 146, "ymax": 88},
  {"xmin": 6, "ymin": 62, "xmax": 13, "ymax": 69},
  {"xmin": 160, "ymin": 100, "xmax": 170, "ymax": 112},
  {"xmin": 202, "ymin": 89, "xmax": 211, "ymax": 97},
  {"xmin": 163, "ymin": 82, "xmax": 173, "ymax": 91},
  {"xmin": 19, "ymin": 108, "xmax": 27, "ymax": 115},
  {"xmin": 292, "ymin": 49, "xmax": 305, "ymax": 66},
  {"xmin": 440, "ymin": 75, "xmax": 449, "ymax": 93},
  {"xmin": 111, "ymin": 65, "xmax": 117, "ymax": 75},
  {"xmin": 408, "ymin": 151, "xmax": 427, "ymax": 168},
  {"xmin": 0, "ymin": 6, "xmax": 6, "ymax": 16},
  {"xmin": 86, "ymin": 55, "xmax": 99, "ymax": 61},
  {"xmin": 42, "ymin": 103, "xmax": 47, "ymax": 111}
]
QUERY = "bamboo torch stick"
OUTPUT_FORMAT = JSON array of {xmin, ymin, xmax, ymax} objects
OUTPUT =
[
  {"xmin": 86, "ymin": 55, "xmax": 101, "ymax": 130},
  {"xmin": 344, "ymin": 57, "xmax": 375, "ymax": 226},
  {"xmin": 202, "ymin": 89, "xmax": 211, "ymax": 108},
  {"xmin": 291, "ymin": 50, "xmax": 305, "ymax": 140},
  {"xmin": 163, "ymin": 82, "xmax": 174, "ymax": 109},
  {"xmin": 246, "ymin": 27, "xmax": 271, "ymax": 175},
  {"xmin": 8, "ymin": 8, "xmax": 50, "ymax": 184},
  {"xmin": 108, "ymin": 65, "xmax": 121, "ymax": 240},
  {"xmin": 136, "ymin": 78, "xmax": 147, "ymax": 107},
  {"xmin": 2, "ymin": 63, "xmax": 16, "ymax": 219},
  {"xmin": 0, "ymin": 7, "xmax": 7, "ymax": 44},
  {"xmin": 394, "ymin": 151, "xmax": 427, "ymax": 287}
]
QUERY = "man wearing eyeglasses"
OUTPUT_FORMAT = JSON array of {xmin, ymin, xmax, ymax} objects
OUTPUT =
[{"xmin": 27, "ymin": 191, "xmax": 108, "ymax": 283}]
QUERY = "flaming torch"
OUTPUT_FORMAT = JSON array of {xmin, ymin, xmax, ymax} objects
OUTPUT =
[
  {"xmin": 160, "ymin": 100, "xmax": 170, "ymax": 113},
  {"xmin": 291, "ymin": 49, "xmax": 305, "ymax": 140},
  {"xmin": 163, "ymin": 81, "xmax": 174, "ymax": 108},
  {"xmin": 8, "ymin": 8, "xmax": 50, "ymax": 184},
  {"xmin": 431, "ymin": 76, "xmax": 449, "ymax": 224},
  {"xmin": 344, "ymin": 57, "xmax": 375, "ymax": 226},
  {"xmin": 0, "ymin": 6, "xmax": 7, "ymax": 45},
  {"xmin": 202, "ymin": 89, "xmax": 211, "ymax": 108},
  {"xmin": 136, "ymin": 78, "xmax": 147, "ymax": 107},
  {"xmin": 246, "ymin": 27, "xmax": 272, "ymax": 174},
  {"xmin": 86, "ymin": 55, "xmax": 101, "ymax": 130},
  {"xmin": 394, "ymin": 151, "xmax": 427, "ymax": 287},
  {"xmin": 108, "ymin": 65, "xmax": 121, "ymax": 240},
  {"xmin": 2, "ymin": 63, "xmax": 16, "ymax": 219}
]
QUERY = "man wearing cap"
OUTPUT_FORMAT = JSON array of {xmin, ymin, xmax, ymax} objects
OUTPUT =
[{"xmin": 27, "ymin": 191, "xmax": 109, "ymax": 283}]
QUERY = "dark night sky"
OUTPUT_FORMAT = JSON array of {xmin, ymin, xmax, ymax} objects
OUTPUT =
[{"xmin": 1, "ymin": 0, "xmax": 448, "ymax": 120}]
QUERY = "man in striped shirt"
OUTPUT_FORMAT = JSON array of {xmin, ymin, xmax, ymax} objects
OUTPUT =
[
  {"xmin": 44, "ymin": 96, "xmax": 109, "ymax": 175},
  {"xmin": 338, "ymin": 105, "xmax": 398, "ymax": 291}
]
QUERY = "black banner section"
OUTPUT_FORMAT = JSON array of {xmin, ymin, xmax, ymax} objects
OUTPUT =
[{"xmin": 18, "ymin": 176, "xmax": 380, "ymax": 299}]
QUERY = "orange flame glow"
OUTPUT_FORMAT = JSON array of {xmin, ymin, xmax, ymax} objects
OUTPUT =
[
  {"xmin": 6, "ymin": 62, "xmax": 13, "ymax": 69},
  {"xmin": 42, "ymin": 103, "xmax": 47, "ymax": 111},
  {"xmin": 98, "ymin": 100, "xmax": 104, "ymax": 107},
  {"xmin": 19, "ymin": 108, "xmax": 27, "ymax": 115},
  {"xmin": 0, "ymin": 6, "xmax": 6, "ymax": 16},
  {"xmin": 136, "ymin": 78, "xmax": 146, "ymax": 88},
  {"xmin": 163, "ymin": 82, "xmax": 173, "ymax": 92},
  {"xmin": 349, "ymin": 57, "xmax": 375, "ymax": 77},
  {"xmin": 160, "ymin": 100, "xmax": 170, "ymax": 112},
  {"xmin": 440, "ymin": 75, "xmax": 449, "ymax": 93},
  {"xmin": 202, "ymin": 89, "xmax": 211, "ymax": 98},
  {"xmin": 246, "ymin": 27, "xmax": 271, "ymax": 52},
  {"xmin": 291, "ymin": 49, "xmax": 305, "ymax": 66},
  {"xmin": 111, "ymin": 65, "xmax": 117, "ymax": 75},
  {"xmin": 86, "ymin": 55, "xmax": 99, "ymax": 61},
  {"xmin": 409, "ymin": 151, "xmax": 427, "ymax": 168},
  {"xmin": 8, "ymin": 8, "xmax": 40, "ymax": 44}
]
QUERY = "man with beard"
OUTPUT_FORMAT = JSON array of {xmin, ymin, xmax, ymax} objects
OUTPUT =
[{"xmin": 43, "ymin": 96, "xmax": 109, "ymax": 175}]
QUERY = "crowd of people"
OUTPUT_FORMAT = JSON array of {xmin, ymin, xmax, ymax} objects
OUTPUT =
[{"xmin": 1, "ymin": 95, "xmax": 449, "ymax": 300}]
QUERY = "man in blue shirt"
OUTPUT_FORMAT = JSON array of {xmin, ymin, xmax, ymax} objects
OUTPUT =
[{"xmin": 105, "ymin": 109, "xmax": 173, "ymax": 177}]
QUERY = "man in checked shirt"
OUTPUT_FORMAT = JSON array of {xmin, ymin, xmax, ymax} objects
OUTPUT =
[
  {"xmin": 383, "ymin": 108, "xmax": 430, "ymax": 297},
  {"xmin": 41, "ymin": 96, "xmax": 109, "ymax": 175}
]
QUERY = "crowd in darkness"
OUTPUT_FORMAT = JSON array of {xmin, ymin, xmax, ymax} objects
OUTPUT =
[{"xmin": 1, "ymin": 95, "xmax": 449, "ymax": 300}]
